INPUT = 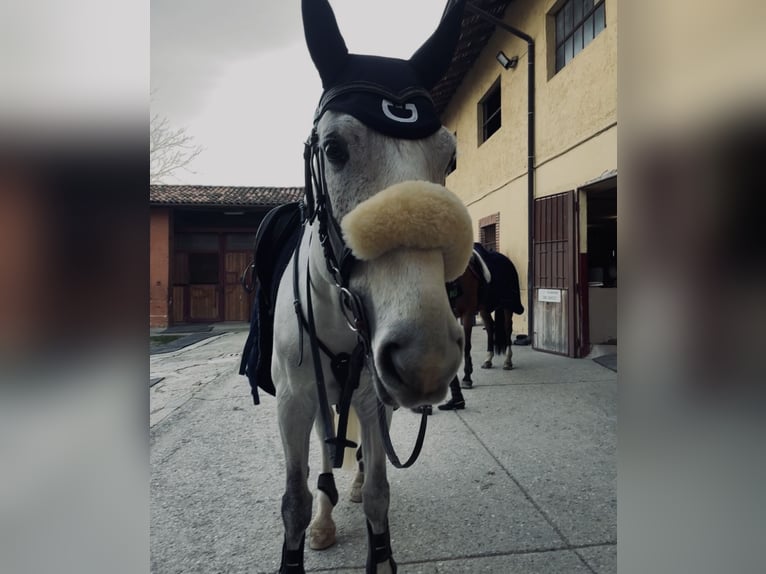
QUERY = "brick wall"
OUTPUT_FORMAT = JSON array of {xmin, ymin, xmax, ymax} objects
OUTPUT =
[{"xmin": 149, "ymin": 208, "xmax": 171, "ymax": 328}]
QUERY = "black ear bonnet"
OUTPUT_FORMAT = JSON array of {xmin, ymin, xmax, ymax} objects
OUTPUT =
[{"xmin": 303, "ymin": 0, "xmax": 465, "ymax": 140}]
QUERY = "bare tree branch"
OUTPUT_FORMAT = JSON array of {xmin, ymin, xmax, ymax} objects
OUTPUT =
[{"xmin": 150, "ymin": 113, "xmax": 204, "ymax": 184}]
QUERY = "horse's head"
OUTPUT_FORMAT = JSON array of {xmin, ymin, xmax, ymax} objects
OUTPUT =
[{"xmin": 302, "ymin": 0, "xmax": 471, "ymax": 408}]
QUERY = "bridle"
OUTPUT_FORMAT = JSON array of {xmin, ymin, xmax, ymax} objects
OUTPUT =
[{"xmin": 292, "ymin": 91, "xmax": 434, "ymax": 469}]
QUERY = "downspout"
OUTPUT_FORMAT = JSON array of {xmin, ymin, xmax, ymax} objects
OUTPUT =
[{"xmin": 465, "ymin": 3, "xmax": 535, "ymax": 341}]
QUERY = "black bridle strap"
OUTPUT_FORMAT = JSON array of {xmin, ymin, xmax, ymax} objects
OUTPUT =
[
  {"xmin": 308, "ymin": 135, "xmax": 357, "ymax": 285},
  {"xmin": 292, "ymin": 223, "xmax": 305, "ymax": 365},
  {"xmin": 304, "ymin": 255, "xmax": 341, "ymax": 465},
  {"xmin": 330, "ymin": 343, "xmax": 364, "ymax": 467},
  {"xmin": 292, "ymin": 225, "xmax": 361, "ymax": 469},
  {"xmin": 299, "ymin": 130, "xmax": 429, "ymax": 471},
  {"xmin": 377, "ymin": 400, "xmax": 429, "ymax": 469}
]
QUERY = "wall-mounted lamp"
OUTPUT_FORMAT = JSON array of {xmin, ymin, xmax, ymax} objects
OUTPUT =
[{"xmin": 496, "ymin": 51, "xmax": 518, "ymax": 70}]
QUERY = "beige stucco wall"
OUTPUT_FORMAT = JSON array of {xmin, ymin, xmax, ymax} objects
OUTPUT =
[{"xmin": 443, "ymin": 0, "xmax": 618, "ymax": 336}]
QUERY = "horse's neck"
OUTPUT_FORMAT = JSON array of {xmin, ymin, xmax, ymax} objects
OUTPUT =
[{"xmin": 299, "ymin": 224, "xmax": 356, "ymax": 348}]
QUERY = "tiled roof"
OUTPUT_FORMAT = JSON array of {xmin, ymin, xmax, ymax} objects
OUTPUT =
[
  {"xmin": 150, "ymin": 185, "xmax": 303, "ymax": 207},
  {"xmin": 431, "ymin": 0, "xmax": 514, "ymax": 116}
]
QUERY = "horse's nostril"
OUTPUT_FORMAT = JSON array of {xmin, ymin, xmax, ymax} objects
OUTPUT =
[{"xmin": 380, "ymin": 342, "xmax": 403, "ymax": 383}]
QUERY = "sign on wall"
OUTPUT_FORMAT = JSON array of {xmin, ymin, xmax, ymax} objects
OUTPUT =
[{"xmin": 538, "ymin": 288, "xmax": 562, "ymax": 303}]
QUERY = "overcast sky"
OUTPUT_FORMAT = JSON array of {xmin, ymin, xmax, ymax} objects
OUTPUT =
[{"xmin": 151, "ymin": 0, "xmax": 449, "ymax": 187}]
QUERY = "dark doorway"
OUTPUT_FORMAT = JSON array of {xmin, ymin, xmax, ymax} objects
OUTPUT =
[{"xmin": 586, "ymin": 185, "xmax": 617, "ymax": 345}]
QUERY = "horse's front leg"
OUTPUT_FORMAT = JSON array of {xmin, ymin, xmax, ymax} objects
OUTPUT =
[
  {"xmin": 349, "ymin": 446, "xmax": 364, "ymax": 503},
  {"xmin": 357, "ymin": 399, "xmax": 396, "ymax": 574},
  {"xmin": 480, "ymin": 309, "xmax": 495, "ymax": 368},
  {"xmin": 276, "ymin": 385, "xmax": 316, "ymax": 574},
  {"xmin": 503, "ymin": 309, "xmax": 514, "ymax": 370},
  {"xmin": 461, "ymin": 314, "xmax": 473, "ymax": 385},
  {"xmin": 308, "ymin": 417, "xmax": 338, "ymax": 550}
]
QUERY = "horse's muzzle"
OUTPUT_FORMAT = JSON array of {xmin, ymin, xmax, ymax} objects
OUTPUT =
[{"xmin": 372, "ymin": 317, "xmax": 462, "ymax": 407}]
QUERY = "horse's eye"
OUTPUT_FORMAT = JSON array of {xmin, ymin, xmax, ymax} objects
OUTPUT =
[{"xmin": 323, "ymin": 138, "xmax": 349, "ymax": 165}]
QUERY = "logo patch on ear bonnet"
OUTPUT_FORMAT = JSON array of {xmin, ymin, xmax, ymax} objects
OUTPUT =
[{"xmin": 381, "ymin": 100, "xmax": 419, "ymax": 124}]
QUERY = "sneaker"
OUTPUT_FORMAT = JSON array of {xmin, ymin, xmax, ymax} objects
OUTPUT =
[{"xmin": 438, "ymin": 398, "xmax": 465, "ymax": 411}]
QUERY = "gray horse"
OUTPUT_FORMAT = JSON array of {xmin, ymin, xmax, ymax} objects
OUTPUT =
[{"xmin": 269, "ymin": 1, "xmax": 469, "ymax": 573}]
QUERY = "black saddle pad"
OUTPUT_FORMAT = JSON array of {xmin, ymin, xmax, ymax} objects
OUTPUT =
[{"xmin": 239, "ymin": 202, "xmax": 303, "ymax": 404}]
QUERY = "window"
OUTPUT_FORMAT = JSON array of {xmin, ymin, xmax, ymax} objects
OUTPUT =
[
  {"xmin": 188, "ymin": 253, "xmax": 219, "ymax": 284},
  {"xmin": 446, "ymin": 131, "xmax": 457, "ymax": 176},
  {"xmin": 479, "ymin": 80, "xmax": 501, "ymax": 144},
  {"xmin": 554, "ymin": 0, "xmax": 606, "ymax": 73},
  {"xmin": 446, "ymin": 153, "xmax": 457, "ymax": 176},
  {"xmin": 479, "ymin": 213, "xmax": 500, "ymax": 252},
  {"xmin": 225, "ymin": 233, "xmax": 257, "ymax": 251}
]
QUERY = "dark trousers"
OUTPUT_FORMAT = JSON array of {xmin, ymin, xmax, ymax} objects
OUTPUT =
[{"xmin": 449, "ymin": 376, "xmax": 464, "ymax": 401}]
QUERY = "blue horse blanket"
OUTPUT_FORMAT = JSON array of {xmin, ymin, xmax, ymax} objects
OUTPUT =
[{"xmin": 473, "ymin": 242, "xmax": 524, "ymax": 315}]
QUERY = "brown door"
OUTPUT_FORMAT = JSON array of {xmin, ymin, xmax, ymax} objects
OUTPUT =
[
  {"xmin": 189, "ymin": 285, "xmax": 219, "ymax": 320},
  {"xmin": 224, "ymin": 252, "xmax": 252, "ymax": 321},
  {"xmin": 172, "ymin": 252, "xmax": 189, "ymax": 324},
  {"xmin": 187, "ymin": 252, "xmax": 220, "ymax": 322},
  {"xmin": 533, "ymin": 191, "xmax": 578, "ymax": 356}
]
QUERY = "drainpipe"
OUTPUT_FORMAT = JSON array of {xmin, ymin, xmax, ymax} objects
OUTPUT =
[{"xmin": 465, "ymin": 3, "xmax": 535, "ymax": 341}]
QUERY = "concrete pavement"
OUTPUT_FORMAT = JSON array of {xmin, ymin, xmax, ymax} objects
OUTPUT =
[{"xmin": 150, "ymin": 329, "xmax": 616, "ymax": 573}]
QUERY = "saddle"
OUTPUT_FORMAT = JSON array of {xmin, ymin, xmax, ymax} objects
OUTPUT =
[{"xmin": 239, "ymin": 202, "xmax": 303, "ymax": 404}]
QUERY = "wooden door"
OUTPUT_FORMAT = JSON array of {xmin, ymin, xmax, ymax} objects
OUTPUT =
[
  {"xmin": 172, "ymin": 252, "xmax": 189, "ymax": 324},
  {"xmin": 189, "ymin": 285, "xmax": 219, "ymax": 320},
  {"xmin": 224, "ymin": 252, "xmax": 252, "ymax": 321},
  {"xmin": 187, "ymin": 251, "xmax": 220, "ymax": 322}
]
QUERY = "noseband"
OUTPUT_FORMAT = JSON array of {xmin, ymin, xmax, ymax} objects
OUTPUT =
[{"xmin": 293, "ymin": 123, "xmax": 428, "ymax": 470}]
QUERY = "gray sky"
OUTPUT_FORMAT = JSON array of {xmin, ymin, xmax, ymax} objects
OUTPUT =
[{"xmin": 151, "ymin": 0, "xmax": 449, "ymax": 186}]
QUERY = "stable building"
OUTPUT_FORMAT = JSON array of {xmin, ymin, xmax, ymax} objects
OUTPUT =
[
  {"xmin": 150, "ymin": 185, "xmax": 302, "ymax": 328},
  {"xmin": 433, "ymin": 0, "xmax": 617, "ymax": 356}
]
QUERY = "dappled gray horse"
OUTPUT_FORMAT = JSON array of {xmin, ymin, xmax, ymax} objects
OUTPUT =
[{"xmin": 269, "ymin": 1, "xmax": 470, "ymax": 572}]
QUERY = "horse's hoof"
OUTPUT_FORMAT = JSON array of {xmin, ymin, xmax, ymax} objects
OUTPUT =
[
  {"xmin": 461, "ymin": 380, "xmax": 473, "ymax": 389},
  {"xmin": 309, "ymin": 523, "xmax": 337, "ymax": 550},
  {"xmin": 503, "ymin": 362, "xmax": 513, "ymax": 370},
  {"xmin": 481, "ymin": 361, "xmax": 492, "ymax": 369}
]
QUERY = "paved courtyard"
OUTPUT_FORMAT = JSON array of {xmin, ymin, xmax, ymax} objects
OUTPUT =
[{"xmin": 150, "ymin": 329, "xmax": 616, "ymax": 573}]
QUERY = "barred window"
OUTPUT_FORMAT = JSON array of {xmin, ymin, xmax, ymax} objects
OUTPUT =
[
  {"xmin": 554, "ymin": 0, "xmax": 606, "ymax": 73},
  {"xmin": 479, "ymin": 213, "xmax": 500, "ymax": 252}
]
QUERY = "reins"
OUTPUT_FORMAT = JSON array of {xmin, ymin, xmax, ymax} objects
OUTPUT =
[{"xmin": 291, "ymin": 129, "xmax": 429, "ymax": 470}]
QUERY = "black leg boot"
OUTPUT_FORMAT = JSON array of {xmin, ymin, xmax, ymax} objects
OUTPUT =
[
  {"xmin": 279, "ymin": 534, "xmax": 305, "ymax": 574},
  {"xmin": 366, "ymin": 520, "xmax": 397, "ymax": 574}
]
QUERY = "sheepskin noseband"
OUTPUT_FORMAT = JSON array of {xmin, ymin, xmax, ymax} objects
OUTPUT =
[{"xmin": 340, "ymin": 181, "xmax": 473, "ymax": 281}]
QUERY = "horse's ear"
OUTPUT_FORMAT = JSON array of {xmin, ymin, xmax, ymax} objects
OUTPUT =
[
  {"xmin": 409, "ymin": 0, "xmax": 465, "ymax": 89},
  {"xmin": 302, "ymin": 0, "xmax": 349, "ymax": 88}
]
